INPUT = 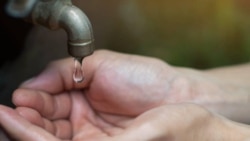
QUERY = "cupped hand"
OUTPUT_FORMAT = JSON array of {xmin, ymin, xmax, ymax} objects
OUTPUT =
[
  {"xmin": 1, "ymin": 101, "xmax": 237, "ymax": 141},
  {"xmin": 14, "ymin": 49, "xmax": 184, "ymax": 116},
  {"xmin": 4, "ymin": 49, "xmax": 250, "ymax": 140},
  {"xmin": 15, "ymin": 49, "xmax": 232, "ymax": 118}
]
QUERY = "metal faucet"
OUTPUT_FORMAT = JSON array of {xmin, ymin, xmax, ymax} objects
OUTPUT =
[{"xmin": 5, "ymin": 0, "xmax": 94, "ymax": 63}]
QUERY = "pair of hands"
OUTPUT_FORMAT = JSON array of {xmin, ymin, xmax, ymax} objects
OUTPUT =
[{"xmin": 0, "ymin": 50, "xmax": 249, "ymax": 141}]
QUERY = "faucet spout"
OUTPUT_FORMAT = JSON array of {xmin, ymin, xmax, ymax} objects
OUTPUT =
[
  {"xmin": 6, "ymin": 0, "xmax": 94, "ymax": 60},
  {"xmin": 60, "ymin": 5, "xmax": 94, "ymax": 59}
]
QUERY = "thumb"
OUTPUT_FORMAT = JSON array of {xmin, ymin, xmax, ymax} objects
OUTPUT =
[{"xmin": 19, "ymin": 49, "xmax": 108, "ymax": 94}]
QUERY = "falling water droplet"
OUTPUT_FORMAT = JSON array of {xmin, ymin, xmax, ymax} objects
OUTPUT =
[{"xmin": 73, "ymin": 58, "xmax": 84, "ymax": 83}]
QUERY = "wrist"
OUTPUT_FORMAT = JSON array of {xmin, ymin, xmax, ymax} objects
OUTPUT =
[
  {"xmin": 206, "ymin": 114, "xmax": 250, "ymax": 141},
  {"xmin": 197, "ymin": 71, "xmax": 250, "ymax": 123},
  {"xmin": 174, "ymin": 67, "xmax": 250, "ymax": 123}
]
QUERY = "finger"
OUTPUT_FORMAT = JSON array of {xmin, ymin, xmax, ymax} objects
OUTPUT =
[
  {"xmin": 13, "ymin": 88, "xmax": 71, "ymax": 120},
  {"xmin": 16, "ymin": 107, "xmax": 72, "ymax": 139},
  {"xmin": 15, "ymin": 107, "xmax": 44, "ymax": 128},
  {"xmin": 15, "ymin": 107, "xmax": 56, "ymax": 136},
  {"xmin": 19, "ymin": 49, "xmax": 110, "ymax": 94},
  {"xmin": 0, "ymin": 105, "xmax": 59, "ymax": 141}
]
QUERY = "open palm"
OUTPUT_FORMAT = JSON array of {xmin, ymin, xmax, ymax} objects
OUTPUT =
[
  {"xmin": 13, "ymin": 89, "xmax": 137, "ymax": 140},
  {"xmin": 2, "ymin": 89, "xmax": 214, "ymax": 141}
]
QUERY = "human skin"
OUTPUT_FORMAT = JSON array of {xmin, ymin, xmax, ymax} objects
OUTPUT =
[
  {"xmin": 15, "ymin": 49, "xmax": 250, "ymax": 123},
  {"xmin": 174, "ymin": 62, "xmax": 250, "ymax": 123},
  {"xmin": 0, "ymin": 102, "xmax": 250, "ymax": 141},
  {"xmin": 0, "ymin": 49, "xmax": 250, "ymax": 140}
]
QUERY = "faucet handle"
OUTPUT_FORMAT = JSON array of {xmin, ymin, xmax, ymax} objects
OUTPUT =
[{"xmin": 5, "ymin": 0, "xmax": 38, "ymax": 18}]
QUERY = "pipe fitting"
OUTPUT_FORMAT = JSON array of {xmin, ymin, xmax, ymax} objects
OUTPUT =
[{"xmin": 6, "ymin": 0, "xmax": 95, "ymax": 60}]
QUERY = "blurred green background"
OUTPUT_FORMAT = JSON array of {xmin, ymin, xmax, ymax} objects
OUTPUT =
[{"xmin": 77, "ymin": 0, "xmax": 250, "ymax": 69}]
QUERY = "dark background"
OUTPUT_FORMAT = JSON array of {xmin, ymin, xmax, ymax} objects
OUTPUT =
[
  {"xmin": 0, "ymin": 0, "xmax": 33, "ymax": 107},
  {"xmin": 0, "ymin": 0, "xmax": 32, "ymax": 66}
]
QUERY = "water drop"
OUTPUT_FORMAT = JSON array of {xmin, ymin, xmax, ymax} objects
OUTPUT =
[{"xmin": 73, "ymin": 58, "xmax": 84, "ymax": 83}]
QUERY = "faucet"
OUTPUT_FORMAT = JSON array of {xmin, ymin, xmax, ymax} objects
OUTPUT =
[{"xmin": 5, "ymin": 0, "xmax": 95, "ymax": 63}]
